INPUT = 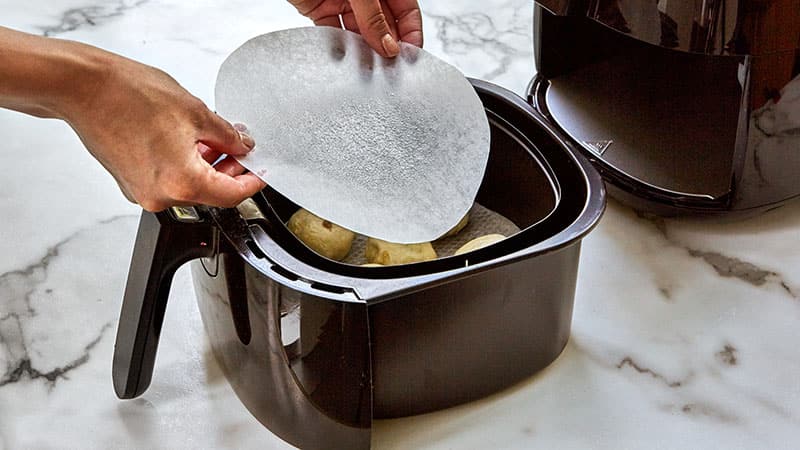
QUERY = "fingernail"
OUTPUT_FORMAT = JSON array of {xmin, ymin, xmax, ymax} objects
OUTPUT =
[
  {"xmin": 381, "ymin": 34, "xmax": 400, "ymax": 57},
  {"xmin": 239, "ymin": 131, "xmax": 255, "ymax": 150},
  {"xmin": 234, "ymin": 123, "xmax": 248, "ymax": 132}
]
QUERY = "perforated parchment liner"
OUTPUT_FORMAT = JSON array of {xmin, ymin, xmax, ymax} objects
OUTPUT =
[{"xmin": 338, "ymin": 203, "xmax": 520, "ymax": 265}]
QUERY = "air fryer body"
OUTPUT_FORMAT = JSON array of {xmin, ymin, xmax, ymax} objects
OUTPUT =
[
  {"xmin": 531, "ymin": 0, "xmax": 800, "ymax": 215},
  {"xmin": 190, "ymin": 242, "xmax": 582, "ymax": 449},
  {"xmin": 102, "ymin": 81, "xmax": 605, "ymax": 450}
]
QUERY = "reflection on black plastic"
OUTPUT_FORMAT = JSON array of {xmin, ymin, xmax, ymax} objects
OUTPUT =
[
  {"xmin": 224, "ymin": 254, "xmax": 252, "ymax": 345},
  {"xmin": 192, "ymin": 260, "xmax": 371, "ymax": 450}
]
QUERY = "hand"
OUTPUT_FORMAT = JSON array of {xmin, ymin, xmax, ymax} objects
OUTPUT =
[
  {"xmin": 63, "ymin": 52, "xmax": 266, "ymax": 212},
  {"xmin": 288, "ymin": 0, "xmax": 423, "ymax": 58},
  {"xmin": 0, "ymin": 27, "xmax": 266, "ymax": 212}
]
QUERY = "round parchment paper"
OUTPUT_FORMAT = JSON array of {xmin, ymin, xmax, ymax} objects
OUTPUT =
[{"xmin": 215, "ymin": 27, "xmax": 490, "ymax": 244}]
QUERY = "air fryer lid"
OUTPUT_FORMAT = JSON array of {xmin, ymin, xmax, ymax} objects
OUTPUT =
[{"xmin": 215, "ymin": 27, "xmax": 491, "ymax": 244}]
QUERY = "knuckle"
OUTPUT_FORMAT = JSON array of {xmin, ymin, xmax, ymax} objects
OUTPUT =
[
  {"xmin": 153, "ymin": 66, "xmax": 177, "ymax": 83},
  {"xmin": 222, "ymin": 122, "xmax": 240, "ymax": 145},
  {"xmin": 290, "ymin": 0, "xmax": 323, "ymax": 16},
  {"xmin": 186, "ymin": 97, "xmax": 210, "ymax": 128},
  {"xmin": 188, "ymin": 95, "xmax": 208, "ymax": 111},
  {"xmin": 365, "ymin": 10, "xmax": 388, "ymax": 32},
  {"xmin": 224, "ymin": 185, "xmax": 251, "ymax": 209}
]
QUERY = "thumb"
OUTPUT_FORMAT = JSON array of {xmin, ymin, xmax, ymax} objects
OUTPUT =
[
  {"xmin": 349, "ymin": 0, "xmax": 400, "ymax": 57},
  {"xmin": 198, "ymin": 110, "xmax": 254, "ymax": 157}
]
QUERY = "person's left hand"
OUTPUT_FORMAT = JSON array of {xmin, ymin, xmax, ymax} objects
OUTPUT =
[{"xmin": 288, "ymin": 0, "xmax": 423, "ymax": 58}]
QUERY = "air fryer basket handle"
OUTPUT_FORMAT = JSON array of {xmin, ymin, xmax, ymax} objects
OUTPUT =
[{"xmin": 112, "ymin": 209, "xmax": 216, "ymax": 399}]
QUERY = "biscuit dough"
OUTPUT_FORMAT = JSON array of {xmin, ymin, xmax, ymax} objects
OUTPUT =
[
  {"xmin": 287, "ymin": 209, "xmax": 355, "ymax": 261},
  {"xmin": 365, "ymin": 238, "xmax": 437, "ymax": 265},
  {"xmin": 454, "ymin": 234, "xmax": 506, "ymax": 255}
]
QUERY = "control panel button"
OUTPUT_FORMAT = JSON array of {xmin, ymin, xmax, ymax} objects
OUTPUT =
[{"xmin": 169, "ymin": 206, "xmax": 202, "ymax": 223}]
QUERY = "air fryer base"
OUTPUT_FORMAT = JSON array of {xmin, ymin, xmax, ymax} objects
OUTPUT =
[
  {"xmin": 530, "ymin": 3, "xmax": 800, "ymax": 219},
  {"xmin": 599, "ymin": 179, "xmax": 793, "ymax": 220},
  {"xmin": 528, "ymin": 75, "xmax": 798, "ymax": 219}
]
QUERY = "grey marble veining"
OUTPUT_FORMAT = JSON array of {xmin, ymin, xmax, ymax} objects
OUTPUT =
[
  {"xmin": 0, "ymin": 216, "xmax": 133, "ymax": 390},
  {"xmin": 642, "ymin": 213, "xmax": 799, "ymax": 297},
  {"xmin": 427, "ymin": 8, "xmax": 528, "ymax": 80},
  {"xmin": 421, "ymin": 0, "xmax": 534, "ymax": 92},
  {"xmin": 686, "ymin": 249, "xmax": 797, "ymax": 296},
  {"xmin": 39, "ymin": 0, "xmax": 149, "ymax": 36},
  {"xmin": 2, "ymin": 0, "xmax": 800, "ymax": 449}
]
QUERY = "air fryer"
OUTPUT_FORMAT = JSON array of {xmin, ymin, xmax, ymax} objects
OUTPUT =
[
  {"xmin": 112, "ymin": 80, "xmax": 605, "ymax": 450},
  {"xmin": 531, "ymin": 0, "xmax": 800, "ymax": 216}
]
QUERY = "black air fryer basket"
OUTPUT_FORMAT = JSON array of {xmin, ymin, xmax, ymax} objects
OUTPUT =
[{"xmin": 112, "ymin": 79, "xmax": 606, "ymax": 449}]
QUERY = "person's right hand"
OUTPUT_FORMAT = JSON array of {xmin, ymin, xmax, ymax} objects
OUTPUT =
[
  {"xmin": 60, "ymin": 49, "xmax": 266, "ymax": 212},
  {"xmin": 289, "ymin": 0, "xmax": 423, "ymax": 58}
]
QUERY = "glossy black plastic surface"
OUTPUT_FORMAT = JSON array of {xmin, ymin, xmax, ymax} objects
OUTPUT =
[
  {"xmin": 112, "ymin": 210, "xmax": 216, "ymax": 398},
  {"xmin": 535, "ymin": 0, "xmax": 800, "ymax": 56},
  {"xmin": 368, "ymin": 244, "xmax": 581, "ymax": 417},
  {"xmin": 532, "ymin": 3, "xmax": 800, "ymax": 215},
  {"xmin": 192, "ymin": 258, "xmax": 372, "ymax": 449}
]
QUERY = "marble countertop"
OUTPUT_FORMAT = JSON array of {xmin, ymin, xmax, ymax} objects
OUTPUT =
[{"xmin": 2, "ymin": 1, "xmax": 800, "ymax": 449}]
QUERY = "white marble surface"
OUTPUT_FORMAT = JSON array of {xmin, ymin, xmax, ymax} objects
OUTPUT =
[{"xmin": 2, "ymin": 1, "xmax": 800, "ymax": 449}]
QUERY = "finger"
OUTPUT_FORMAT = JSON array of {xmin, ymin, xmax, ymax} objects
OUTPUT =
[
  {"xmin": 197, "ymin": 142, "xmax": 222, "ymax": 165},
  {"xmin": 379, "ymin": 0, "xmax": 400, "ymax": 40},
  {"xmin": 230, "ymin": 123, "xmax": 256, "ymax": 151},
  {"xmin": 294, "ymin": 0, "xmax": 347, "ymax": 22},
  {"xmin": 390, "ymin": 0, "xmax": 423, "ymax": 46},
  {"xmin": 194, "ymin": 169, "xmax": 267, "ymax": 208},
  {"xmin": 314, "ymin": 16, "xmax": 343, "ymax": 28},
  {"xmin": 198, "ymin": 110, "xmax": 254, "ymax": 156},
  {"xmin": 213, "ymin": 155, "xmax": 249, "ymax": 177},
  {"xmin": 289, "ymin": 0, "xmax": 334, "ymax": 20},
  {"xmin": 341, "ymin": 11, "xmax": 359, "ymax": 33},
  {"xmin": 349, "ymin": 0, "xmax": 400, "ymax": 57}
]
